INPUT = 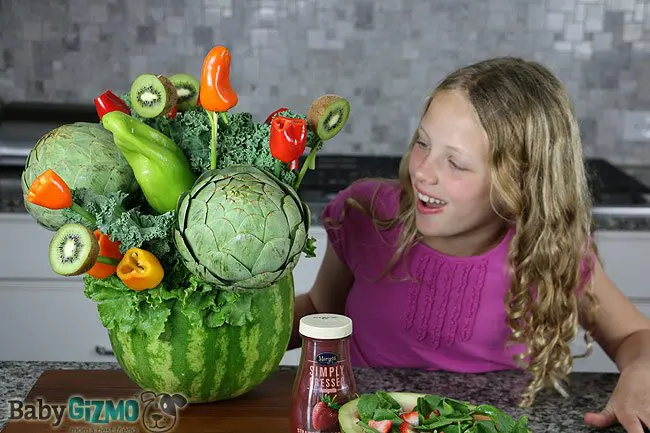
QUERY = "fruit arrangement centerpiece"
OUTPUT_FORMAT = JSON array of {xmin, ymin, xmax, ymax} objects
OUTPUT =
[{"xmin": 21, "ymin": 45, "xmax": 351, "ymax": 403}]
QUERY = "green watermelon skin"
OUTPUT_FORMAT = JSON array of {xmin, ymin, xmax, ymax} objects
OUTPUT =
[{"xmin": 106, "ymin": 275, "xmax": 294, "ymax": 403}]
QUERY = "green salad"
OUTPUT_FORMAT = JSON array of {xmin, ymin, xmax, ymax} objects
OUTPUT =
[{"xmin": 339, "ymin": 391, "xmax": 530, "ymax": 433}]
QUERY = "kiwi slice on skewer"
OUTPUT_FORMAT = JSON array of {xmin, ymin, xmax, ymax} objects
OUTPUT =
[
  {"xmin": 169, "ymin": 73, "xmax": 200, "ymax": 111},
  {"xmin": 307, "ymin": 94, "xmax": 351, "ymax": 141},
  {"xmin": 48, "ymin": 223, "xmax": 99, "ymax": 276},
  {"xmin": 129, "ymin": 73, "xmax": 178, "ymax": 118}
]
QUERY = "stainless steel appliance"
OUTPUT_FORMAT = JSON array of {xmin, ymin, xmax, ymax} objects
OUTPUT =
[
  {"xmin": 0, "ymin": 101, "xmax": 99, "ymax": 212},
  {"xmin": 296, "ymin": 155, "xmax": 650, "ymax": 217}
]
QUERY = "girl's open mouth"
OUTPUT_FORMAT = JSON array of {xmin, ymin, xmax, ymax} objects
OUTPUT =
[{"xmin": 417, "ymin": 191, "xmax": 447, "ymax": 209}]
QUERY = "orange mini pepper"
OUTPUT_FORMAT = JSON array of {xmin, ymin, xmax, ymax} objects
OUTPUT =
[
  {"xmin": 116, "ymin": 248, "xmax": 164, "ymax": 291},
  {"xmin": 199, "ymin": 46, "xmax": 238, "ymax": 112},
  {"xmin": 87, "ymin": 230, "xmax": 123, "ymax": 279},
  {"xmin": 27, "ymin": 169, "xmax": 72, "ymax": 209},
  {"xmin": 27, "ymin": 168, "xmax": 97, "ymax": 224}
]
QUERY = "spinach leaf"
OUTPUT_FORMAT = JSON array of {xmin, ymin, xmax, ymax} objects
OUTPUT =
[
  {"xmin": 442, "ymin": 401, "xmax": 455, "ymax": 416},
  {"xmin": 445, "ymin": 398, "xmax": 472, "ymax": 414},
  {"xmin": 471, "ymin": 405, "xmax": 501, "ymax": 417},
  {"xmin": 424, "ymin": 395, "xmax": 443, "ymax": 408},
  {"xmin": 431, "ymin": 423, "xmax": 463, "ymax": 433},
  {"xmin": 376, "ymin": 391, "xmax": 402, "ymax": 410},
  {"xmin": 415, "ymin": 397, "xmax": 432, "ymax": 418},
  {"xmin": 513, "ymin": 416, "xmax": 530, "ymax": 433},
  {"xmin": 474, "ymin": 420, "xmax": 499, "ymax": 433},
  {"xmin": 372, "ymin": 408, "xmax": 403, "ymax": 425},
  {"xmin": 470, "ymin": 404, "xmax": 516, "ymax": 432},
  {"xmin": 415, "ymin": 416, "xmax": 473, "ymax": 431},
  {"xmin": 358, "ymin": 395, "xmax": 382, "ymax": 423}
]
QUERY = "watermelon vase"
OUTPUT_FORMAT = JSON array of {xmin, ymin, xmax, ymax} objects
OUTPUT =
[{"xmin": 88, "ymin": 273, "xmax": 295, "ymax": 403}]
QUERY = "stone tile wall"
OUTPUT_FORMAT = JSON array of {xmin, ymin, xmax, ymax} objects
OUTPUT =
[{"xmin": 1, "ymin": 0, "xmax": 649, "ymax": 164}]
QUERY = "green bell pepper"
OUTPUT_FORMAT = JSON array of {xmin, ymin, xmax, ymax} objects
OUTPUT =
[{"xmin": 101, "ymin": 111, "xmax": 196, "ymax": 214}]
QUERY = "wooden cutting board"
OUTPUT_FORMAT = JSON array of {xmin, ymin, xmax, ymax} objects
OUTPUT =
[{"xmin": 3, "ymin": 368, "xmax": 296, "ymax": 433}]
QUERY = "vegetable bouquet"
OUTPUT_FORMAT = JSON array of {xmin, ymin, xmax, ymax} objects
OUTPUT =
[{"xmin": 20, "ymin": 45, "xmax": 351, "ymax": 403}]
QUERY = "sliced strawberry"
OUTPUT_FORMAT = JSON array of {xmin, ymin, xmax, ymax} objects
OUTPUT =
[
  {"xmin": 425, "ymin": 409, "xmax": 441, "ymax": 419},
  {"xmin": 399, "ymin": 411, "xmax": 419, "ymax": 426},
  {"xmin": 399, "ymin": 422, "xmax": 416, "ymax": 433},
  {"xmin": 368, "ymin": 419, "xmax": 392, "ymax": 433}
]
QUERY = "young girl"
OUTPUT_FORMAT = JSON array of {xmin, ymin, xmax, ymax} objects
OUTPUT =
[{"xmin": 289, "ymin": 57, "xmax": 650, "ymax": 432}]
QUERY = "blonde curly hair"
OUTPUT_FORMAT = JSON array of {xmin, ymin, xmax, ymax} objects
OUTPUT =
[{"xmin": 342, "ymin": 57, "xmax": 600, "ymax": 407}]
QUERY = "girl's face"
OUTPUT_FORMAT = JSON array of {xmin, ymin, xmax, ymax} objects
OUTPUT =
[{"xmin": 408, "ymin": 90, "xmax": 500, "ymax": 245}]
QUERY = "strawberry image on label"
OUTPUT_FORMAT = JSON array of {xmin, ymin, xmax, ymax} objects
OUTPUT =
[{"xmin": 312, "ymin": 394, "xmax": 340, "ymax": 431}]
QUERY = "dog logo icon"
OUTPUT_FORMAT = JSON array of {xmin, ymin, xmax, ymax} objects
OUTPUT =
[{"xmin": 139, "ymin": 391, "xmax": 187, "ymax": 432}]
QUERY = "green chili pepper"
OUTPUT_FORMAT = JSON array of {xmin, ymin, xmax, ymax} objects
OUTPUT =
[{"xmin": 101, "ymin": 110, "xmax": 196, "ymax": 214}]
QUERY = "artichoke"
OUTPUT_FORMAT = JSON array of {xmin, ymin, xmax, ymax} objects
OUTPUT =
[
  {"xmin": 21, "ymin": 122, "xmax": 139, "ymax": 230},
  {"xmin": 173, "ymin": 165, "xmax": 310, "ymax": 290}
]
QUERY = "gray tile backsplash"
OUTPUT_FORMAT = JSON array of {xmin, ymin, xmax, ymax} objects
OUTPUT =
[{"xmin": 1, "ymin": 0, "xmax": 650, "ymax": 163}]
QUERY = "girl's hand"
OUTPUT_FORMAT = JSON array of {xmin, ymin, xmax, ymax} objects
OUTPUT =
[{"xmin": 584, "ymin": 359, "xmax": 650, "ymax": 433}]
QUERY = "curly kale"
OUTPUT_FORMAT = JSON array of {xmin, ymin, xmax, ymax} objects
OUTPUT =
[
  {"xmin": 119, "ymin": 92, "xmax": 320, "ymax": 186},
  {"xmin": 63, "ymin": 188, "xmax": 178, "ymax": 267}
]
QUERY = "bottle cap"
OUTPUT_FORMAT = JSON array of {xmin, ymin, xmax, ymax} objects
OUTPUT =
[{"xmin": 299, "ymin": 314, "xmax": 353, "ymax": 340}]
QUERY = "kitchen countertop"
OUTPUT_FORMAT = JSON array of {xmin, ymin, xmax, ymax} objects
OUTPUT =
[{"xmin": 0, "ymin": 361, "xmax": 626, "ymax": 432}]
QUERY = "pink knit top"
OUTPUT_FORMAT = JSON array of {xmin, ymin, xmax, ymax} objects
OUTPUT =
[{"xmin": 322, "ymin": 179, "xmax": 527, "ymax": 372}]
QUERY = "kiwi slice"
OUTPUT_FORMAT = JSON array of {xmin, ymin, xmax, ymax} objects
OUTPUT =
[
  {"xmin": 169, "ymin": 73, "xmax": 200, "ymax": 111},
  {"xmin": 307, "ymin": 94, "xmax": 351, "ymax": 141},
  {"xmin": 48, "ymin": 223, "xmax": 99, "ymax": 276},
  {"xmin": 129, "ymin": 73, "xmax": 178, "ymax": 118}
]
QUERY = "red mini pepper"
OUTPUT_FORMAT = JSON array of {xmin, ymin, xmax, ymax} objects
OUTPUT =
[
  {"xmin": 270, "ymin": 116, "xmax": 307, "ymax": 163},
  {"xmin": 199, "ymin": 46, "xmax": 238, "ymax": 112},
  {"xmin": 264, "ymin": 107, "xmax": 289, "ymax": 125},
  {"xmin": 94, "ymin": 90, "xmax": 130, "ymax": 120},
  {"xmin": 87, "ymin": 230, "xmax": 123, "ymax": 279}
]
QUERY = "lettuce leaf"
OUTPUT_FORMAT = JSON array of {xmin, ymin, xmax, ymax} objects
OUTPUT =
[{"xmin": 83, "ymin": 263, "xmax": 257, "ymax": 338}]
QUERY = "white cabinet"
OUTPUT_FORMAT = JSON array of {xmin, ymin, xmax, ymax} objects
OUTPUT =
[
  {"xmin": 592, "ymin": 230, "xmax": 650, "ymax": 300},
  {"xmin": 0, "ymin": 280, "xmax": 116, "ymax": 362},
  {"xmin": 0, "ymin": 214, "xmax": 115, "ymax": 361},
  {"xmin": 0, "ymin": 214, "xmax": 77, "ymax": 280},
  {"xmin": 279, "ymin": 226, "xmax": 327, "ymax": 366},
  {"xmin": 569, "ymin": 230, "xmax": 650, "ymax": 372}
]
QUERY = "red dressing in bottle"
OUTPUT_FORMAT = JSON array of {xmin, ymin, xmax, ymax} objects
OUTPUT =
[{"xmin": 290, "ymin": 314, "xmax": 357, "ymax": 433}]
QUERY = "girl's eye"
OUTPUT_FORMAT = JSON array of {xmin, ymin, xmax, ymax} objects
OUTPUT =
[
  {"xmin": 448, "ymin": 158, "xmax": 464, "ymax": 170},
  {"xmin": 416, "ymin": 141, "xmax": 429, "ymax": 149}
]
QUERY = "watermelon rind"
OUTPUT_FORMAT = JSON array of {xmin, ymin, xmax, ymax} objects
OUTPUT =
[{"xmin": 104, "ymin": 273, "xmax": 294, "ymax": 403}]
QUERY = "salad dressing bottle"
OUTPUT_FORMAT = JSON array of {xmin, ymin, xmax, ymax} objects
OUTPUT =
[{"xmin": 290, "ymin": 314, "xmax": 357, "ymax": 433}]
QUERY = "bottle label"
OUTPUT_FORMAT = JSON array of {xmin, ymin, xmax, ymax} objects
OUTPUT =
[
  {"xmin": 309, "ymin": 352, "xmax": 345, "ymax": 394},
  {"xmin": 292, "ymin": 351, "xmax": 353, "ymax": 432},
  {"xmin": 316, "ymin": 352, "xmax": 338, "ymax": 365}
]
